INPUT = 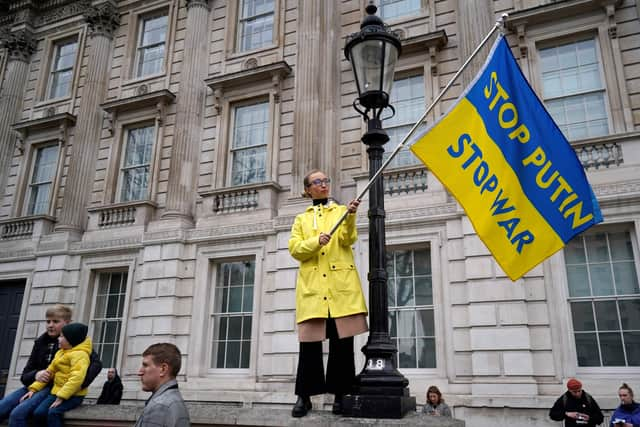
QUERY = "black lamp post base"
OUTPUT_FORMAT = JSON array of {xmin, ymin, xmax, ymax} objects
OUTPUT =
[{"xmin": 342, "ymin": 392, "xmax": 416, "ymax": 419}]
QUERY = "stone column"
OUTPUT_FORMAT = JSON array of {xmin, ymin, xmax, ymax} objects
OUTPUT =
[
  {"xmin": 456, "ymin": 0, "xmax": 493, "ymax": 87},
  {"xmin": 291, "ymin": 0, "xmax": 341, "ymax": 197},
  {"xmin": 55, "ymin": 3, "xmax": 119, "ymax": 232},
  {"xmin": 161, "ymin": 0, "xmax": 210, "ymax": 223},
  {"xmin": 0, "ymin": 29, "xmax": 35, "ymax": 205}
]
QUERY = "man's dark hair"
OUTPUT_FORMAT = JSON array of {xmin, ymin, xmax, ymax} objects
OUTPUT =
[{"xmin": 143, "ymin": 343, "xmax": 182, "ymax": 377}]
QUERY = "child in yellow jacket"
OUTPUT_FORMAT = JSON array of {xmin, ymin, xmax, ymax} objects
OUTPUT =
[{"xmin": 20, "ymin": 323, "xmax": 91, "ymax": 427}]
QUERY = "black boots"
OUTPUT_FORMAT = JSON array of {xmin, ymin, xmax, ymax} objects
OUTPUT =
[
  {"xmin": 332, "ymin": 394, "xmax": 343, "ymax": 415},
  {"xmin": 292, "ymin": 396, "xmax": 312, "ymax": 417}
]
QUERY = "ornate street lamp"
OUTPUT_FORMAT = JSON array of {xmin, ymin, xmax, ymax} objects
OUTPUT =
[{"xmin": 342, "ymin": 2, "xmax": 416, "ymax": 419}]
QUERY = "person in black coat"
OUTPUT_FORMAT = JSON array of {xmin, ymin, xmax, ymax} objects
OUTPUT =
[
  {"xmin": 549, "ymin": 378, "xmax": 604, "ymax": 426},
  {"xmin": 0, "ymin": 305, "xmax": 71, "ymax": 425},
  {"xmin": 97, "ymin": 368, "xmax": 123, "ymax": 405}
]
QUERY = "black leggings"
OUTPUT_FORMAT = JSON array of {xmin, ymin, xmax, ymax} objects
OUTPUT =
[{"xmin": 294, "ymin": 318, "xmax": 356, "ymax": 397}]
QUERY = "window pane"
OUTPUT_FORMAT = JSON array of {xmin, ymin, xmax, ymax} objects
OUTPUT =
[
  {"xmin": 570, "ymin": 302, "xmax": 595, "ymax": 331},
  {"xmin": 49, "ymin": 70, "xmax": 73, "ymax": 99},
  {"xmin": 398, "ymin": 338, "xmax": 416, "ymax": 368},
  {"xmin": 566, "ymin": 265, "xmax": 590, "ymax": 297},
  {"xmin": 387, "ymin": 277, "xmax": 396, "ymax": 307},
  {"xmin": 415, "ymin": 276, "xmax": 432, "ymax": 306},
  {"xmin": 624, "ymin": 332, "xmax": 640, "ymax": 366},
  {"xmin": 416, "ymin": 309, "xmax": 434, "ymax": 337},
  {"xmin": 227, "ymin": 316, "xmax": 242, "ymax": 340},
  {"xmin": 610, "ymin": 232, "xmax": 634, "ymax": 260},
  {"xmin": 417, "ymin": 337, "xmax": 436, "ymax": 368},
  {"xmin": 396, "ymin": 278, "xmax": 414, "ymax": 307},
  {"xmin": 241, "ymin": 341, "xmax": 251, "ymax": 368},
  {"xmin": 397, "ymin": 310, "xmax": 415, "ymax": 338},
  {"xmin": 389, "ymin": 311, "xmax": 397, "ymax": 337},
  {"xmin": 413, "ymin": 249, "xmax": 431, "ymax": 275},
  {"xmin": 228, "ymin": 287, "xmax": 243, "ymax": 312},
  {"xmin": 226, "ymin": 341, "xmax": 240, "ymax": 368},
  {"xmin": 619, "ymin": 299, "xmax": 640, "ymax": 330},
  {"xmin": 594, "ymin": 300, "xmax": 619, "ymax": 331},
  {"xmin": 614, "ymin": 262, "xmax": 639, "ymax": 295},
  {"xmin": 379, "ymin": 0, "xmax": 421, "ymax": 20},
  {"xmin": 599, "ymin": 332, "xmax": 625, "ymax": 366},
  {"xmin": 589, "ymin": 263, "xmax": 614, "ymax": 296},
  {"xmin": 574, "ymin": 333, "xmax": 600, "ymax": 366},
  {"xmin": 242, "ymin": 316, "xmax": 252, "ymax": 340},
  {"xmin": 214, "ymin": 341, "xmax": 226, "ymax": 368},
  {"xmin": 141, "ymin": 16, "xmax": 167, "ymax": 46}
]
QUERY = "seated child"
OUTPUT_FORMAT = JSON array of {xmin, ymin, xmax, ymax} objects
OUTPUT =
[{"xmin": 21, "ymin": 323, "xmax": 92, "ymax": 427}]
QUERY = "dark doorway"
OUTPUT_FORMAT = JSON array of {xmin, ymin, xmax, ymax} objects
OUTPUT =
[{"xmin": 0, "ymin": 279, "xmax": 25, "ymax": 398}]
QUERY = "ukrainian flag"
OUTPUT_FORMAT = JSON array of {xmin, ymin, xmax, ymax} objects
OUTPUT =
[{"xmin": 410, "ymin": 35, "xmax": 602, "ymax": 280}]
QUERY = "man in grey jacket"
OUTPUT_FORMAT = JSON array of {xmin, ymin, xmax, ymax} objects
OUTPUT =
[{"xmin": 135, "ymin": 343, "xmax": 190, "ymax": 427}]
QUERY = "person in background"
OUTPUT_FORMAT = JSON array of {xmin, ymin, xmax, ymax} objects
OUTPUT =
[
  {"xmin": 0, "ymin": 304, "xmax": 72, "ymax": 427},
  {"xmin": 96, "ymin": 368, "xmax": 123, "ymax": 405},
  {"xmin": 610, "ymin": 383, "xmax": 640, "ymax": 427},
  {"xmin": 24, "ymin": 322, "xmax": 92, "ymax": 427},
  {"xmin": 134, "ymin": 343, "xmax": 190, "ymax": 427},
  {"xmin": 422, "ymin": 385, "xmax": 452, "ymax": 417},
  {"xmin": 288, "ymin": 170, "xmax": 368, "ymax": 417},
  {"xmin": 549, "ymin": 378, "xmax": 604, "ymax": 426}
]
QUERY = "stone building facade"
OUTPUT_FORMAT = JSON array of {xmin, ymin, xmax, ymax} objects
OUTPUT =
[{"xmin": 0, "ymin": 0, "xmax": 639, "ymax": 425}]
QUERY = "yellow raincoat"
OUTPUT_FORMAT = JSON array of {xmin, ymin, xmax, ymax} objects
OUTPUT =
[
  {"xmin": 29, "ymin": 337, "xmax": 92, "ymax": 400},
  {"xmin": 289, "ymin": 201, "xmax": 367, "ymax": 323}
]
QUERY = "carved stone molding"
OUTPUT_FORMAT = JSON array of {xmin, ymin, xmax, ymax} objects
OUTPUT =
[
  {"xmin": 506, "ymin": 0, "xmax": 622, "ymax": 41},
  {"xmin": 12, "ymin": 112, "xmax": 77, "ymax": 151},
  {"xmin": 1, "ymin": 29, "xmax": 36, "ymax": 62},
  {"xmin": 400, "ymin": 30, "xmax": 448, "ymax": 76},
  {"xmin": 84, "ymin": 2, "xmax": 120, "ymax": 39},
  {"xmin": 205, "ymin": 61, "xmax": 292, "ymax": 115},
  {"xmin": 36, "ymin": 0, "xmax": 90, "ymax": 27},
  {"xmin": 185, "ymin": 0, "xmax": 210, "ymax": 11},
  {"xmin": 605, "ymin": 3, "xmax": 617, "ymax": 38},
  {"xmin": 100, "ymin": 89, "xmax": 176, "ymax": 134}
]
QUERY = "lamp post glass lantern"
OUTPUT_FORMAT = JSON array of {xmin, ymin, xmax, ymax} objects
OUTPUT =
[{"xmin": 342, "ymin": 2, "xmax": 416, "ymax": 419}]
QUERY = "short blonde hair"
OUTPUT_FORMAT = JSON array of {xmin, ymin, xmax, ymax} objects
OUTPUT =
[{"xmin": 45, "ymin": 304, "xmax": 72, "ymax": 321}]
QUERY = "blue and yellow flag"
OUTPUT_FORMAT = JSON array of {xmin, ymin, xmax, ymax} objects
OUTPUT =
[{"xmin": 410, "ymin": 36, "xmax": 602, "ymax": 280}]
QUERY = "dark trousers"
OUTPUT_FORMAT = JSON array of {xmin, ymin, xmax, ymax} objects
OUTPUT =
[{"xmin": 294, "ymin": 318, "xmax": 356, "ymax": 397}]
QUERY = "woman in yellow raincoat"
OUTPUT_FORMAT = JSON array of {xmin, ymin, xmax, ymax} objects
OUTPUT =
[{"xmin": 288, "ymin": 170, "xmax": 368, "ymax": 417}]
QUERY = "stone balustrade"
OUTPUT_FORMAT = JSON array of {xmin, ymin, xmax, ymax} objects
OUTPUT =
[{"xmin": 0, "ymin": 215, "xmax": 55, "ymax": 240}]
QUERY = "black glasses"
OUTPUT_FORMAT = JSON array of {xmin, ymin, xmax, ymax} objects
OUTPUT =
[{"xmin": 310, "ymin": 178, "xmax": 331, "ymax": 186}]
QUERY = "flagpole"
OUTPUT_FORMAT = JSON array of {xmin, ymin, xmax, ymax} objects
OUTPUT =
[{"xmin": 329, "ymin": 13, "xmax": 508, "ymax": 236}]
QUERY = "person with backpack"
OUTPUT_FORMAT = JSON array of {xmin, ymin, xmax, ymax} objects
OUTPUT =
[
  {"xmin": 0, "ymin": 305, "xmax": 102, "ymax": 427},
  {"xmin": 0, "ymin": 305, "xmax": 72, "ymax": 426},
  {"xmin": 22, "ymin": 323, "xmax": 92, "ymax": 427},
  {"xmin": 549, "ymin": 378, "xmax": 604, "ymax": 426}
]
